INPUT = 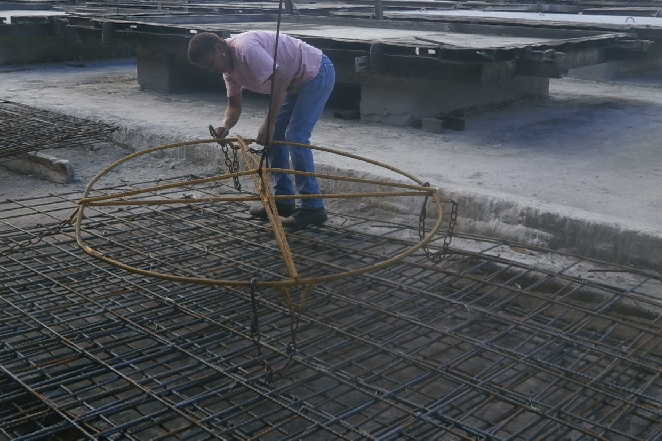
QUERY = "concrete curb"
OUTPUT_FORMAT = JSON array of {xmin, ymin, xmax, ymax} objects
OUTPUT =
[
  {"xmin": 313, "ymin": 163, "xmax": 662, "ymax": 270},
  {"xmin": 439, "ymin": 188, "xmax": 662, "ymax": 269}
]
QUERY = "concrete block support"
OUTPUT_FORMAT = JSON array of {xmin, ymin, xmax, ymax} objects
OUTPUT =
[
  {"xmin": 2, "ymin": 152, "xmax": 74, "ymax": 183},
  {"xmin": 569, "ymin": 43, "xmax": 662, "ymax": 80},
  {"xmin": 0, "ymin": 22, "xmax": 133, "ymax": 65},
  {"xmin": 421, "ymin": 117, "xmax": 444, "ymax": 133},
  {"xmin": 360, "ymin": 74, "xmax": 549, "ymax": 125},
  {"xmin": 136, "ymin": 41, "xmax": 222, "ymax": 93},
  {"xmin": 137, "ymin": 49, "xmax": 175, "ymax": 93}
]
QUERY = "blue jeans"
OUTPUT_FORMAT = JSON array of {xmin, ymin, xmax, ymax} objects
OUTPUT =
[{"xmin": 270, "ymin": 55, "xmax": 335, "ymax": 209}]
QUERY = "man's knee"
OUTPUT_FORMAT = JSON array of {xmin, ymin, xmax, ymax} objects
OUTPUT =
[{"xmin": 285, "ymin": 126, "xmax": 313, "ymax": 144}]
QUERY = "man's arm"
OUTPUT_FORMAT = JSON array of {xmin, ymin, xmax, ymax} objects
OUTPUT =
[
  {"xmin": 256, "ymin": 69, "xmax": 289, "ymax": 145},
  {"xmin": 215, "ymin": 95, "xmax": 242, "ymax": 138},
  {"xmin": 223, "ymin": 95, "xmax": 242, "ymax": 129}
]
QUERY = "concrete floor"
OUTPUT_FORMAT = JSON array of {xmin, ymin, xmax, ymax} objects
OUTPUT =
[{"xmin": 1, "ymin": 59, "xmax": 661, "ymax": 267}]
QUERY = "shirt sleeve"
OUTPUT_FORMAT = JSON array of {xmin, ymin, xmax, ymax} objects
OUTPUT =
[{"xmin": 223, "ymin": 73, "xmax": 242, "ymax": 98}]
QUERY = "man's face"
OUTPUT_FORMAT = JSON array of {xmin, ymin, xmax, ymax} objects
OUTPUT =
[{"xmin": 198, "ymin": 42, "xmax": 232, "ymax": 73}]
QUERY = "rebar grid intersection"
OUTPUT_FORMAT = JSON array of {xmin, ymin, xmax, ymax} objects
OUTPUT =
[{"xmin": 0, "ymin": 178, "xmax": 660, "ymax": 441}]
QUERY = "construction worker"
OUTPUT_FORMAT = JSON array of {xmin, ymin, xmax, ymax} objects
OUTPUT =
[{"xmin": 187, "ymin": 31, "xmax": 335, "ymax": 229}]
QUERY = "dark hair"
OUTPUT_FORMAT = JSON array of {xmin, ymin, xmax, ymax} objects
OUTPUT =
[{"xmin": 188, "ymin": 32, "xmax": 225, "ymax": 65}]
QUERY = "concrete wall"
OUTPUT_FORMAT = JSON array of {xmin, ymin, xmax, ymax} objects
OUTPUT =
[
  {"xmin": 0, "ymin": 22, "xmax": 133, "ymax": 65},
  {"xmin": 360, "ymin": 74, "xmax": 550, "ymax": 125}
]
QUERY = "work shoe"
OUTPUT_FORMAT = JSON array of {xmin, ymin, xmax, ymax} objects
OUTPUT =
[
  {"xmin": 281, "ymin": 207, "xmax": 328, "ymax": 230},
  {"xmin": 249, "ymin": 201, "xmax": 296, "ymax": 220}
]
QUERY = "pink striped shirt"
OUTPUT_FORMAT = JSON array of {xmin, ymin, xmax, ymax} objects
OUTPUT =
[{"xmin": 223, "ymin": 31, "xmax": 322, "ymax": 97}]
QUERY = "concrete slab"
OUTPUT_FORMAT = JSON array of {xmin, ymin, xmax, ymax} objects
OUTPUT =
[
  {"xmin": 61, "ymin": 1, "xmax": 376, "ymax": 16},
  {"xmin": 190, "ymin": 22, "xmax": 560, "ymax": 47},
  {"xmin": 93, "ymin": 14, "xmax": 634, "ymax": 48},
  {"xmin": 2, "ymin": 152, "xmax": 74, "ymax": 183},
  {"xmin": 1, "ymin": 60, "xmax": 660, "ymax": 268},
  {"xmin": 387, "ymin": 9, "xmax": 662, "ymax": 29},
  {"xmin": 356, "ymin": 9, "xmax": 662, "ymax": 82}
]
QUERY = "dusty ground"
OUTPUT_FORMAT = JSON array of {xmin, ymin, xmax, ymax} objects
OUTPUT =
[{"xmin": 1, "ymin": 59, "xmax": 661, "ymax": 261}]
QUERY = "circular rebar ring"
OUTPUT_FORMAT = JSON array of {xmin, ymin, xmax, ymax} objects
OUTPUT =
[{"xmin": 74, "ymin": 137, "xmax": 447, "ymax": 288}]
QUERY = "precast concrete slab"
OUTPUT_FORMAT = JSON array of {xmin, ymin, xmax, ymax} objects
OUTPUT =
[
  {"xmin": 0, "ymin": 9, "xmax": 64, "ymax": 24},
  {"xmin": 81, "ymin": 13, "xmax": 641, "ymax": 53},
  {"xmin": 61, "ymin": 1, "xmax": 378, "ymax": 18},
  {"xmin": 342, "ymin": 8, "xmax": 662, "ymax": 80},
  {"xmin": 386, "ymin": 9, "xmax": 662, "ymax": 30},
  {"xmin": 65, "ymin": 0, "xmax": 456, "ymax": 15},
  {"xmin": 68, "ymin": 13, "xmax": 650, "ymax": 122}
]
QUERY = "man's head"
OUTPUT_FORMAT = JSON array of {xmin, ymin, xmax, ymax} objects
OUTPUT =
[{"xmin": 188, "ymin": 32, "xmax": 232, "ymax": 73}]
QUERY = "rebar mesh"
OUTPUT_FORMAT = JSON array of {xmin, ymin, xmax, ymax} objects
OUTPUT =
[
  {"xmin": 0, "ymin": 100, "xmax": 116, "ymax": 159},
  {"xmin": 1, "ymin": 176, "xmax": 661, "ymax": 441}
]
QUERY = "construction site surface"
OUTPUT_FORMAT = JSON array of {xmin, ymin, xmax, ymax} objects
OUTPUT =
[{"xmin": 1, "ymin": 0, "xmax": 661, "ymax": 440}]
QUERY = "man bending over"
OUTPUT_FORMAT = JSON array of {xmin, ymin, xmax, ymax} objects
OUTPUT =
[{"xmin": 187, "ymin": 31, "xmax": 335, "ymax": 229}]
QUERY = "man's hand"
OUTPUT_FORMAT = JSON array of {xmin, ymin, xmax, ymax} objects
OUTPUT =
[
  {"xmin": 256, "ymin": 121, "xmax": 275, "ymax": 146},
  {"xmin": 211, "ymin": 126, "xmax": 229, "ymax": 139}
]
